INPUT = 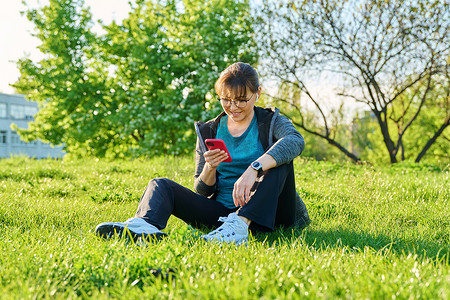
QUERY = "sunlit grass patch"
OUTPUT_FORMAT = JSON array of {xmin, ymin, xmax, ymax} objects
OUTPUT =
[{"xmin": 0, "ymin": 157, "xmax": 448, "ymax": 298}]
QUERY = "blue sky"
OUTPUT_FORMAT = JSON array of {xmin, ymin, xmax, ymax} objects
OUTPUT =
[{"xmin": 0, "ymin": 0, "xmax": 132, "ymax": 94}]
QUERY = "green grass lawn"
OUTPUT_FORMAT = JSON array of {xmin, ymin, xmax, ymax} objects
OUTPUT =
[{"xmin": 0, "ymin": 156, "xmax": 448, "ymax": 299}]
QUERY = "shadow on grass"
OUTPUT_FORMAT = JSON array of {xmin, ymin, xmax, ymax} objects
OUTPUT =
[{"xmin": 256, "ymin": 226, "xmax": 449, "ymax": 264}]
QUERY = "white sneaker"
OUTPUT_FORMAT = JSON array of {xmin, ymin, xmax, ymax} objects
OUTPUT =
[
  {"xmin": 95, "ymin": 218, "xmax": 167, "ymax": 241},
  {"xmin": 201, "ymin": 213, "xmax": 248, "ymax": 245}
]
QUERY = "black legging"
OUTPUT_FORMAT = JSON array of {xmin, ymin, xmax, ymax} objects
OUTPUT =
[{"xmin": 134, "ymin": 162, "xmax": 296, "ymax": 232}]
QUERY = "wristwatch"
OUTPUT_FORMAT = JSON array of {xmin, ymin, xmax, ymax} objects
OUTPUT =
[{"xmin": 250, "ymin": 161, "xmax": 264, "ymax": 176}]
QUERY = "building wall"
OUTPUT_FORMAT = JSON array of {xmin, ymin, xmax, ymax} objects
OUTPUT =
[{"xmin": 0, "ymin": 93, "xmax": 65, "ymax": 159}]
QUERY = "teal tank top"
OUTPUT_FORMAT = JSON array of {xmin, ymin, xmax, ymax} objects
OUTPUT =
[{"xmin": 215, "ymin": 115, "xmax": 265, "ymax": 208}]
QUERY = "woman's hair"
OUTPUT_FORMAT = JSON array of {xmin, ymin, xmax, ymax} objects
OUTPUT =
[{"xmin": 215, "ymin": 62, "xmax": 260, "ymax": 98}]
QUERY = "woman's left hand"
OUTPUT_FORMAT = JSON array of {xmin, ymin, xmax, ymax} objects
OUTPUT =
[{"xmin": 233, "ymin": 167, "xmax": 258, "ymax": 207}]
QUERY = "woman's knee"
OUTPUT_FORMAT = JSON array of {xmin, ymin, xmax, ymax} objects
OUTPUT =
[
  {"xmin": 147, "ymin": 177, "xmax": 174, "ymax": 191},
  {"xmin": 149, "ymin": 177, "xmax": 172, "ymax": 184}
]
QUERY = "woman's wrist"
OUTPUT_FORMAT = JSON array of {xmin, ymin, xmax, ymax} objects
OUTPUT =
[
  {"xmin": 204, "ymin": 162, "xmax": 217, "ymax": 172},
  {"xmin": 253, "ymin": 154, "xmax": 277, "ymax": 172},
  {"xmin": 200, "ymin": 163, "xmax": 217, "ymax": 185}
]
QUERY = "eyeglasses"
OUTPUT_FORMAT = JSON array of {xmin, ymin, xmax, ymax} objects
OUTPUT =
[{"xmin": 218, "ymin": 91, "xmax": 257, "ymax": 108}]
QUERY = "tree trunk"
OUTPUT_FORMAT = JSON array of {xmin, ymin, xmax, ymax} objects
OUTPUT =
[
  {"xmin": 373, "ymin": 110, "xmax": 398, "ymax": 163},
  {"xmin": 415, "ymin": 117, "xmax": 450, "ymax": 163},
  {"xmin": 400, "ymin": 140, "xmax": 405, "ymax": 161},
  {"xmin": 327, "ymin": 138, "xmax": 361, "ymax": 163}
]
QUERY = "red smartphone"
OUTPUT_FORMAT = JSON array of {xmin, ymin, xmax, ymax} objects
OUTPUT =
[{"xmin": 205, "ymin": 139, "xmax": 232, "ymax": 163}]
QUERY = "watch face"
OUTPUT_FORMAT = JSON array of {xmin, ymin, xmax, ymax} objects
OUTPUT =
[{"xmin": 252, "ymin": 161, "xmax": 262, "ymax": 170}]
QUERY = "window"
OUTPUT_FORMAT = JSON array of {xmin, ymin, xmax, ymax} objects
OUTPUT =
[
  {"xmin": 0, "ymin": 103, "xmax": 6, "ymax": 118},
  {"xmin": 25, "ymin": 106, "xmax": 37, "ymax": 120},
  {"xmin": 10, "ymin": 105, "xmax": 24, "ymax": 119},
  {"xmin": 10, "ymin": 105, "xmax": 37, "ymax": 119},
  {"xmin": 0, "ymin": 131, "xmax": 6, "ymax": 144},
  {"xmin": 11, "ymin": 132, "xmax": 26, "ymax": 145}
]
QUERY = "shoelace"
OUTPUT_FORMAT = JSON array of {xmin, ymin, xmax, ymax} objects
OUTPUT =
[
  {"xmin": 208, "ymin": 216, "xmax": 238, "ymax": 236},
  {"xmin": 218, "ymin": 216, "xmax": 232, "ymax": 223}
]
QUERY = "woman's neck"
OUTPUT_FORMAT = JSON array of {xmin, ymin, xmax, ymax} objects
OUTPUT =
[{"xmin": 227, "ymin": 110, "xmax": 255, "ymax": 137}]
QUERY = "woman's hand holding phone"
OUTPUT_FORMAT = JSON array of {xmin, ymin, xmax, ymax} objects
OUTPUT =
[
  {"xmin": 204, "ymin": 149, "xmax": 229, "ymax": 168},
  {"xmin": 204, "ymin": 139, "xmax": 231, "ymax": 168}
]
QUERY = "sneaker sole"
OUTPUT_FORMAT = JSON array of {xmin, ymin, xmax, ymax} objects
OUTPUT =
[
  {"xmin": 201, "ymin": 236, "xmax": 248, "ymax": 245},
  {"xmin": 95, "ymin": 224, "xmax": 167, "ymax": 242}
]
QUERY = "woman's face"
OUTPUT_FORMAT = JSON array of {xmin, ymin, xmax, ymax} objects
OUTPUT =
[{"xmin": 219, "ymin": 86, "xmax": 261, "ymax": 124}]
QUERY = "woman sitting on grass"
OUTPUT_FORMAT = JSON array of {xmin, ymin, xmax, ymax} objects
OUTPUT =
[{"xmin": 95, "ymin": 62, "xmax": 310, "ymax": 244}]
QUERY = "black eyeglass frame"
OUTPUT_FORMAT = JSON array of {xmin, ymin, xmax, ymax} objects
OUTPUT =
[{"xmin": 217, "ymin": 90, "xmax": 258, "ymax": 108}]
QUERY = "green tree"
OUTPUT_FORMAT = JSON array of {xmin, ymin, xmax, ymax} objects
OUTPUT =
[
  {"xmin": 13, "ymin": 0, "xmax": 105, "ymax": 155},
  {"xmin": 14, "ymin": 0, "xmax": 256, "ymax": 157},
  {"xmin": 255, "ymin": 0, "xmax": 449, "ymax": 164}
]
